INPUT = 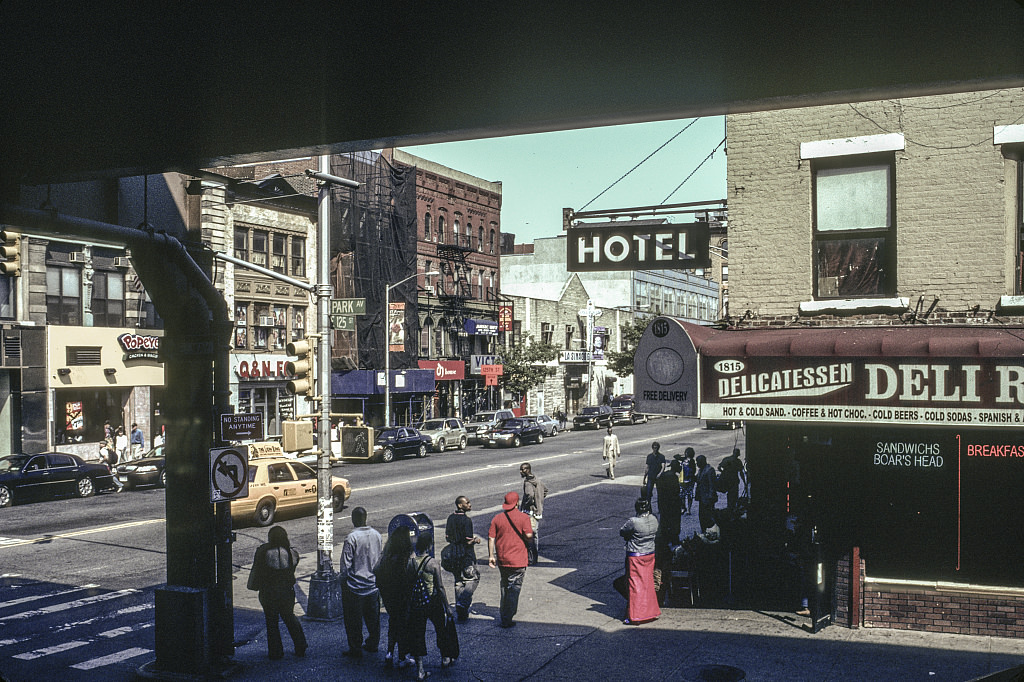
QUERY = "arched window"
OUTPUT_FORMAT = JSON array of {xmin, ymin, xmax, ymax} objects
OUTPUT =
[
  {"xmin": 424, "ymin": 212, "xmax": 432, "ymax": 240},
  {"xmin": 489, "ymin": 229, "xmax": 496, "ymax": 254},
  {"xmin": 453, "ymin": 217, "xmax": 461, "ymax": 245},
  {"xmin": 478, "ymin": 226, "xmax": 484, "ymax": 251},
  {"xmin": 438, "ymin": 216, "xmax": 446, "ymax": 243}
]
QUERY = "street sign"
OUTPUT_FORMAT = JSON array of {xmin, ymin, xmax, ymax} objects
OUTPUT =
[
  {"xmin": 481, "ymin": 364, "xmax": 503, "ymax": 376},
  {"xmin": 331, "ymin": 314, "xmax": 357, "ymax": 331},
  {"xmin": 220, "ymin": 412, "xmax": 264, "ymax": 442},
  {"xmin": 209, "ymin": 446, "xmax": 250, "ymax": 503},
  {"xmin": 330, "ymin": 298, "xmax": 366, "ymax": 315},
  {"xmin": 485, "ymin": 374, "xmax": 498, "ymax": 386}
]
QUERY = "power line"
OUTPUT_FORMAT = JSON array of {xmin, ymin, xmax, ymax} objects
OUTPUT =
[
  {"xmin": 660, "ymin": 137, "xmax": 726, "ymax": 205},
  {"xmin": 578, "ymin": 118, "xmax": 700, "ymax": 212}
]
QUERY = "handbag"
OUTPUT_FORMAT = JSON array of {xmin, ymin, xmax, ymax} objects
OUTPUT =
[
  {"xmin": 440, "ymin": 543, "xmax": 461, "ymax": 573},
  {"xmin": 503, "ymin": 510, "xmax": 538, "ymax": 566},
  {"xmin": 246, "ymin": 549, "xmax": 265, "ymax": 591}
]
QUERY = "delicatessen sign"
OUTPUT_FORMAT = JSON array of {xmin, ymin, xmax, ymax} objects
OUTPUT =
[{"xmin": 702, "ymin": 357, "xmax": 1024, "ymax": 427}]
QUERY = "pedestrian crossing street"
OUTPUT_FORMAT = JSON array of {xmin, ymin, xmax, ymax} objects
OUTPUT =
[{"xmin": 0, "ymin": 575, "xmax": 154, "ymax": 681}]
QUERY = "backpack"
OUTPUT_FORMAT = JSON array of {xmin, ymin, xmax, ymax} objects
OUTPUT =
[{"xmin": 411, "ymin": 556, "xmax": 433, "ymax": 609}]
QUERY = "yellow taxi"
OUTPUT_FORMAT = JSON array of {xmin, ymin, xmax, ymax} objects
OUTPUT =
[{"xmin": 230, "ymin": 442, "xmax": 351, "ymax": 527}]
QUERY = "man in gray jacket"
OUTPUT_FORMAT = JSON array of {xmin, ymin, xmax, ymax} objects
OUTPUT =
[
  {"xmin": 519, "ymin": 462, "xmax": 547, "ymax": 562},
  {"xmin": 340, "ymin": 506, "xmax": 383, "ymax": 657}
]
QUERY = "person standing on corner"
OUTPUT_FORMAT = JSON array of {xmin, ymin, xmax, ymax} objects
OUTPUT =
[
  {"xmin": 680, "ymin": 448, "xmax": 697, "ymax": 515},
  {"xmin": 373, "ymin": 526, "xmax": 414, "ymax": 669},
  {"xmin": 642, "ymin": 441, "xmax": 666, "ymax": 501},
  {"xmin": 718, "ymin": 447, "xmax": 748, "ymax": 512},
  {"xmin": 655, "ymin": 459, "xmax": 683, "ymax": 545},
  {"xmin": 445, "ymin": 495, "xmax": 481, "ymax": 622},
  {"xmin": 248, "ymin": 526, "xmax": 307, "ymax": 660},
  {"xmin": 488, "ymin": 491, "xmax": 534, "ymax": 628},
  {"xmin": 340, "ymin": 506, "xmax": 384, "ymax": 658},
  {"xmin": 694, "ymin": 455, "xmax": 719, "ymax": 532},
  {"xmin": 114, "ymin": 425, "xmax": 129, "ymax": 465},
  {"xmin": 619, "ymin": 497, "xmax": 661, "ymax": 625},
  {"xmin": 519, "ymin": 462, "xmax": 547, "ymax": 561},
  {"xmin": 406, "ymin": 532, "xmax": 455, "ymax": 679},
  {"xmin": 130, "ymin": 422, "xmax": 144, "ymax": 461},
  {"xmin": 603, "ymin": 426, "xmax": 620, "ymax": 479}
]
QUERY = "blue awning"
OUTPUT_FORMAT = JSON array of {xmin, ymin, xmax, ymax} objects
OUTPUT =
[
  {"xmin": 331, "ymin": 369, "xmax": 436, "ymax": 396},
  {"xmin": 464, "ymin": 318, "xmax": 499, "ymax": 336}
]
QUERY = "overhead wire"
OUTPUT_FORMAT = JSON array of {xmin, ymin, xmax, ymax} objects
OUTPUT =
[{"xmin": 660, "ymin": 137, "xmax": 726, "ymax": 205}]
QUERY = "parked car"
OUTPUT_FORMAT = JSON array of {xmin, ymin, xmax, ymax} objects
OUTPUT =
[
  {"xmin": 231, "ymin": 455, "xmax": 351, "ymax": 527},
  {"xmin": 117, "ymin": 445, "xmax": 167, "ymax": 489},
  {"xmin": 485, "ymin": 417, "xmax": 544, "ymax": 448},
  {"xmin": 465, "ymin": 409, "xmax": 516, "ymax": 444},
  {"xmin": 706, "ymin": 419, "xmax": 743, "ymax": 430},
  {"xmin": 610, "ymin": 398, "xmax": 648, "ymax": 425},
  {"xmin": 527, "ymin": 414, "xmax": 559, "ymax": 436},
  {"xmin": 0, "ymin": 452, "xmax": 118, "ymax": 507},
  {"xmin": 573, "ymin": 405, "xmax": 614, "ymax": 430},
  {"xmin": 372, "ymin": 427, "xmax": 431, "ymax": 463},
  {"xmin": 415, "ymin": 418, "xmax": 468, "ymax": 453}
]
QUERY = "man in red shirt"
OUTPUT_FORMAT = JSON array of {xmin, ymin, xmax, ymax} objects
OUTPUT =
[{"xmin": 488, "ymin": 491, "xmax": 534, "ymax": 628}]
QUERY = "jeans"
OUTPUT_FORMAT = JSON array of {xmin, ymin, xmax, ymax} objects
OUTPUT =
[
  {"xmin": 342, "ymin": 585, "xmax": 380, "ymax": 652},
  {"xmin": 698, "ymin": 500, "xmax": 716, "ymax": 531},
  {"xmin": 498, "ymin": 566, "xmax": 526, "ymax": 626},
  {"xmin": 453, "ymin": 564, "xmax": 480, "ymax": 617},
  {"xmin": 259, "ymin": 590, "xmax": 307, "ymax": 659}
]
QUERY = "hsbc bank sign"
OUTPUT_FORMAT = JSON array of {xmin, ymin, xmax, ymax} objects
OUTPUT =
[{"xmin": 418, "ymin": 360, "xmax": 465, "ymax": 381}]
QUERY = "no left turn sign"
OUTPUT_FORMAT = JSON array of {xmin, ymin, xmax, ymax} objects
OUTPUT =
[{"xmin": 210, "ymin": 447, "xmax": 250, "ymax": 503}]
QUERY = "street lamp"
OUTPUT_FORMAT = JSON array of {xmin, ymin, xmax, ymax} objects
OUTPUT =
[{"xmin": 385, "ymin": 270, "xmax": 440, "ymax": 427}]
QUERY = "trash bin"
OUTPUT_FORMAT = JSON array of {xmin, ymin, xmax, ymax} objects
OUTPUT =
[{"xmin": 388, "ymin": 513, "xmax": 434, "ymax": 557}]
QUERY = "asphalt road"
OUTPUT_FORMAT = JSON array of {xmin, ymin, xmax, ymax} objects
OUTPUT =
[{"xmin": 0, "ymin": 417, "xmax": 745, "ymax": 681}]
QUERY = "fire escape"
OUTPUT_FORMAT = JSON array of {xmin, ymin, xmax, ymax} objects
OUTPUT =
[{"xmin": 435, "ymin": 231, "xmax": 473, "ymax": 344}]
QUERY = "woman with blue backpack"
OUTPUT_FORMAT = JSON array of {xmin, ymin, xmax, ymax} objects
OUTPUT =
[{"xmin": 406, "ymin": 532, "xmax": 456, "ymax": 679}]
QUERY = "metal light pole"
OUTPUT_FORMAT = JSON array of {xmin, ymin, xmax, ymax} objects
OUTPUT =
[
  {"xmin": 385, "ymin": 270, "xmax": 439, "ymax": 427},
  {"xmin": 578, "ymin": 299, "xmax": 602, "ymax": 405}
]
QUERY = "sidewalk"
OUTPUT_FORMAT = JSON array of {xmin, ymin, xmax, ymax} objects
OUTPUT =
[{"xmin": 227, "ymin": 475, "xmax": 1024, "ymax": 682}]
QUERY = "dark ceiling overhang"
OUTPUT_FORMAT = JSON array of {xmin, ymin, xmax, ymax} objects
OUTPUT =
[{"xmin": 2, "ymin": 2, "xmax": 1022, "ymax": 184}]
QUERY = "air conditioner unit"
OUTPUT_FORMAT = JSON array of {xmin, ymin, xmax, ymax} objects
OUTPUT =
[
  {"xmin": 113, "ymin": 257, "xmax": 131, "ymax": 267},
  {"xmin": 258, "ymin": 315, "xmax": 276, "ymax": 326},
  {"xmin": 69, "ymin": 252, "xmax": 86, "ymax": 263}
]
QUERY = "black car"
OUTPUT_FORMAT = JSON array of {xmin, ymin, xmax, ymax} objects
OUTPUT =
[
  {"xmin": 573, "ymin": 405, "xmax": 614, "ymax": 430},
  {"xmin": 0, "ymin": 452, "xmax": 117, "ymax": 507},
  {"xmin": 485, "ymin": 418, "xmax": 544, "ymax": 448},
  {"xmin": 118, "ymin": 445, "xmax": 167, "ymax": 489},
  {"xmin": 372, "ymin": 427, "xmax": 431, "ymax": 463},
  {"xmin": 611, "ymin": 398, "xmax": 648, "ymax": 425}
]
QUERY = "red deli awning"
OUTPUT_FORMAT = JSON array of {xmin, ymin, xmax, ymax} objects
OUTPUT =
[{"xmin": 635, "ymin": 318, "xmax": 1024, "ymax": 427}]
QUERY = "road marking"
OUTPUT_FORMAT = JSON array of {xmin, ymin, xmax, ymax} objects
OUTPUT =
[
  {"xmin": 0, "ymin": 584, "xmax": 99, "ymax": 610},
  {"xmin": 14, "ymin": 639, "xmax": 90, "ymax": 660},
  {"xmin": 0, "ymin": 519, "xmax": 164, "ymax": 549},
  {"xmin": 72, "ymin": 647, "xmax": 152, "ymax": 670},
  {"xmin": 99, "ymin": 622, "xmax": 153, "ymax": 638},
  {"xmin": 0, "ymin": 589, "xmax": 138, "ymax": 623}
]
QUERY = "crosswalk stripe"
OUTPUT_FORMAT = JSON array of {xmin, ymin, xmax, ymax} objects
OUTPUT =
[
  {"xmin": 0, "ymin": 636, "xmax": 34, "ymax": 648},
  {"xmin": 71, "ymin": 647, "xmax": 152, "ymax": 671},
  {"xmin": 99, "ymin": 622, "xmax": 153, "ymax": 638},
  {"xmin": 56, "ymin": 602, "xmax": 153, "ymax": 632},
  {"xmin": 13, "ymin": 639, "xmax": 89, "ymax": 660},
  {"xmin": 0, "ymin": 588, "xmax": 137, "ymax": 623},
  {"xmin": 0, "ymin": 584, "xmax": 100, "ymax": 609}
]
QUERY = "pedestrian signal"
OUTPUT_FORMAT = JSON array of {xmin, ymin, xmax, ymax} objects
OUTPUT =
[
  {"xmin": 0, "ymin": 230, "xmax": 21, "ymax": 277},
  {"xmin": 285, "ymin": 339, "xmax": 314, "ymax": 397}
]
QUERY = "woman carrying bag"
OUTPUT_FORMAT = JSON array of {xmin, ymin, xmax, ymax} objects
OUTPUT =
[{"xmin": 248, "ymin": 526, "xmax": 307, "ymax": 660}]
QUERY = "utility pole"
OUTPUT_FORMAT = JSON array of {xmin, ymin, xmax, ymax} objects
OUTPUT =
[{"xmin": 578, "ymin": 299, "xmax": 602, "ymax": 405}]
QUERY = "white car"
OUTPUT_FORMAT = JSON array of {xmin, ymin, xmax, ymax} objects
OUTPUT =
[{"xmin": 415, "ymin": 418, "xmax": 468, "ymax": 452}]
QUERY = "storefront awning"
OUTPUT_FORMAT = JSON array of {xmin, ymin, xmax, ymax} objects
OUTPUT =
[
  {"xmin": 464, "ymin": 318, "xmax": 498, "ymax": 336},
  {"xmin": 635, "ymin": 317, "xmax": 1024, "ymax": 426},
  {"xmin": 331, "ymin": 369, "xmax": 436, "ymax": 396}
]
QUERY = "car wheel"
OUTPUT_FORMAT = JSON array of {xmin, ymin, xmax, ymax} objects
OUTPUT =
[
  {"xmin": 77, "ymin": 477, "xmax": 95, "ymax": 498},
  {"xmin": 380, "ymin": 447, "xmax": 395, "ymax": 463},
  {"xmin": 459, "ymin": 436, "xmax": 467, "ymax": 450},
  {"xmin": 159, "ymin": 469, "xmax": 167, "ymax": 488},
  {"xmin": 417, "ymin": 444, "xmax": 427, "ymax": 458},
  {"xmin": 0, "ymin": 484, "xmax": 12, "ymax": 507},
  {"xmin": 332, "ymin": 487, "xmax": 346, "ymax": 512},
  {"xmin": 536, "ymin": 433, "xmax": 544, "ymax": 445},
  {"xmin": 512, "ymin": 435, "xmax": 521, "ymax": 448},
  {"xmin": 121, "ymin": 479, "xmax": 134, "ymax": 491},
  {"xmin": 436, "ymin": 438, "xmax": 446, "ymax": 453},
  {"xmin": 255, "ymin": 499, "xmax": 276, "ymax": 527}
]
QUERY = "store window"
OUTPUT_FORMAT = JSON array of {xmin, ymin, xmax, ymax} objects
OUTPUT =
[
  {"xmin": 92, "ymin": 270, "xmax": 125, "ymax": 327},
  {"xmin": 252, "ymin": 230, "xmax": 268, "ymax": 267},
  {"xmin": 291, "ymin": 237, "xmax": 305, "ymax": 277},
  {"xmin": 253, "ymin": 305, "xmax": 270, "ymax": 349},
  {"xmin": 814, "ymin": 155, "xmax": 895, "ymax": 298},
  {"xmin": 55, "ymin": 389, "xmax": 124, "ymax": 444},
  {"xmin": 271, "ymin": 306, "xmax": 287, "ymax": 349},
  {"xmin": 46, "ymin": 265, "xmax": 82, "ymax": 325},
  {"xmin": 291, "ymin": 307, "xmax": 305, "ymax": 342},
  {"xmin": 235, "ymin": 303, "xmax": 248, "ymax": 349}
]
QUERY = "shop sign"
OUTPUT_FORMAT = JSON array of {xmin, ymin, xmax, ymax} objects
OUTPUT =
[
  {"xmin": 389, "ymin": 302, "xmax": 406, "ymax": 352},
  {"xmin": 498, "ymin": 305, "xmax": 514, "ymax": 332},
  {"xmin": 118, "ymin": 332, "xmax": 161, "ymax": 361},
  {"xmin": 567, "ymin": 222, "xmax": 710, "ymax": 272},
  {"xmin": 559, "ymin": 350, "xmax": 592, "ymax": 363},
  {"xmin": 701, "ymin": 357, "xmax": 1024, "ymax": 427},
  {"xmin": 233, "ymin": 354, "xmax": 292, "ymax": 380},
  {"xmin": 470, "ymin": 354, "xmax": 503, "ymax": 374},
  {"xmin": 417, "ymin": 360, "xmax": 465, "ymax": 381}
]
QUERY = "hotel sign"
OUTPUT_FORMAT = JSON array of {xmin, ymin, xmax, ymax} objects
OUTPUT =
[{"xmin": 567, "ymin": 222, "xmax": 710, "ymax": 272}]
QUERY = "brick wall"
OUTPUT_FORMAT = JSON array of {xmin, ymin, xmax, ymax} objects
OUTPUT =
[
  {"xmin": 726, "ymin": 88, "xmax": 1024, "ymax": 323},
  {"xmin": 862, "ymin": 586, "xmax": 1024, "ymax": 638}
]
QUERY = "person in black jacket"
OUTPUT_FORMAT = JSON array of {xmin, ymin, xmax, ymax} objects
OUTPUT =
[
  {"xmin": 249, "ymin": 526, "xmax": 307, "ymax": 660},
  {"xmin": 445, "ymin": 495, "xmax": 481, "ymax": 622}
]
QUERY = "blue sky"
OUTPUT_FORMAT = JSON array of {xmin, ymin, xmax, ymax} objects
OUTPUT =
[{"xmin": 403, "ymin": 116, "xmax": 727, "ymax": 245}]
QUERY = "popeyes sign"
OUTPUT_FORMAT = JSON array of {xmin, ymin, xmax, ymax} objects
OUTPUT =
[
  {"xmin": 118, "ymin": 333, "xmax": 161, "ymax": 361},
  {"xmin": 418, "ymin": 360, "xmax": 465, "ymax": 381}
]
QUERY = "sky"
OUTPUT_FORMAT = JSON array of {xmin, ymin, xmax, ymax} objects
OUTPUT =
[{"xmin": 402, "ymin": 116, "xmax": 727, "ymax": 245}]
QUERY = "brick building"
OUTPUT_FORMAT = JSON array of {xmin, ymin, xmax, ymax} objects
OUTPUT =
[{"xmin": 637, "ymin": 88, "xmax": 1024, "ymax": 638}]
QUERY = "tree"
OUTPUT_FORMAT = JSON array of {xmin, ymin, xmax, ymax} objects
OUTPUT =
[
  {"xmin": 605, "ymin": 317, "xmax": 650, "ymax": 379},
  {"xmin": 499, "ymin": 336, "xmax": 560, "ymax": 399}
]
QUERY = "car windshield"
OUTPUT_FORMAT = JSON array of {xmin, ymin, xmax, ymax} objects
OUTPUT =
[
  {"xmin": 419, "ymin": 420, "xmax": 445, "ymax": 430},
  {"xmin": 0, "ymin": 455, "xmax": 30, "ymax": 472},
  {"xmin": 469, "ymin": 413, "xmax": 496, "ymax": 423},
  {"xmin": 502, "ymin": 419, "xmax": 524, "ymax": 428},
  {"xmin": 611, "ymin": 400, "xmax": 632, "ymax": 408},
  {"xmin": 581, "ymin": 407, "xmax": 600, "ymax": 415}
]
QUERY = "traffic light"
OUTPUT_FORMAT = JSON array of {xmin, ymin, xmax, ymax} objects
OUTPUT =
[
  {"xmin": 0, "ymin": 230, "xmax": 21, "ymax": 277},
  {"xmin": 285, "ymin": 339, "xmax": 314, "ymax": 397}
]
